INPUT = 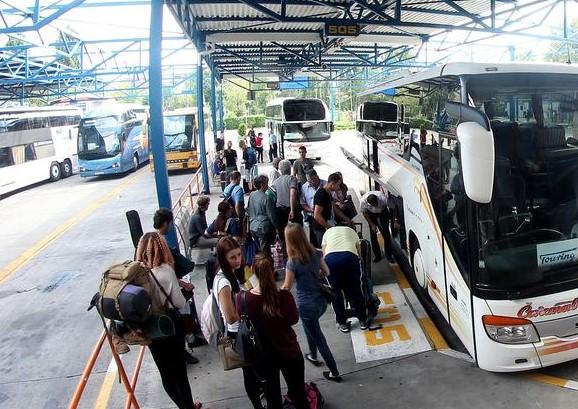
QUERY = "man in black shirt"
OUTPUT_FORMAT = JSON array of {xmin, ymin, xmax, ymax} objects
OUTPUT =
[
  {"xmin": 223, "ymin": 140, "xmax": 238, "ymax": 173},
  {"xmin": 312, "ymin": 172, "xmax": 341, "ymax": 246}
]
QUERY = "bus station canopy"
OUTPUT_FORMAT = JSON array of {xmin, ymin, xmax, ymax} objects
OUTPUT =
[{"xmin": 167, "ymin": 0, "xmax": 565, "ymax": 83}]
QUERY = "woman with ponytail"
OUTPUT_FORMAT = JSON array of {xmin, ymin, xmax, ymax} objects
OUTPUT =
[
  {"xmin": 238, "ymin": 254, "xmax": 308, "ymax": 409},
  {"xmin": 214, "ymin": 237, "xmax": 263, "ymax": 409}
]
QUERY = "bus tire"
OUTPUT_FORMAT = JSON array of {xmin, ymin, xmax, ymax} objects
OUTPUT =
[
  {"xmin": 411, "ymin": 240, "xmax": 427, "ymax": 289},
  {"xmin": 49, "ymin": 162, "xmax": 61, "ymax": 181},
  {"xmin": 61, "ymin": 159, "xmax": 72, "ymax": 178},
  {"xmin": 133, "ymin": 154, "xmax": 139, "ymax": 172}
]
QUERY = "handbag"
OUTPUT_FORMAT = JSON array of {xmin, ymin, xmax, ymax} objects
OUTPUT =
[
  {"xmin": 243, "ymin": 233, "xmax": 258, "ymax": 266},
  {"xmin": 218, "ymin": 335, "xmax": 246, "ymax": 370},
  {"xmin": 271, "ymin": 236, "xmax": 284, "ymax": 272},
  {"xmin": 235, "ymin": 292, "xmax": 266, "ymax": 376},
  {"xmin": 309, "ymin": 252, "xmax": 337, "ymax": 304},
  {"xmin": 319, "ymin": 277, "xmax": 337, "ymax": 304}
]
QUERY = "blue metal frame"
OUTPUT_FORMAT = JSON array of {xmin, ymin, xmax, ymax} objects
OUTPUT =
[
  {"xmin": 149, "ymin": 0, "xmax": 177, "ymax": 248},
  {"xmin": 196, "ymin": 58, "xmax": 210, "ymax": 194},
  {"xmin": 210, "ymin": 66, "xmax": 218, "ymax": 143}
]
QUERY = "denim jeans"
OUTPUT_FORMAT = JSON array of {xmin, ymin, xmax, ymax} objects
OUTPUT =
[{"xmin": 299, "ymin": 298, "xmax": 339, "ymax": 375}]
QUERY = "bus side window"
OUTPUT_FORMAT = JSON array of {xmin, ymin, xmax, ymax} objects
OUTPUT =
[
  {"xmin": 0, "ymin": 147, "xmax": 14, "ymax": 168},
  {"xmin": 24, "ymin": 143, "xmax": 36, "ymax": 161}
]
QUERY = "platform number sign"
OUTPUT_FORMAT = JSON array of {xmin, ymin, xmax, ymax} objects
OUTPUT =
[
  {"xmin": 364, "ymin": 291, "xmax": 410, "ymax": 345},
  {"xmin": 324, "ymin": 23, "xmax": 360, "ymax": 37}
]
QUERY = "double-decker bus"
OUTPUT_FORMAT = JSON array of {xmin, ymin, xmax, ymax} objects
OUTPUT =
[
  {"xmin": 77, "ymin": 105, "xmax": 149, "ymax": 177},
  {"xmin": 265, "ymin": 98, "xmax": 332, "ymax": 160},
  {"xmin": 0, "ymin": 106, "xmax": 81, "ymax": 196},
  {"xmin": 346, "ymin": 62, "xmax": 578, "ymax": 372},
  {"xmin": 149, "ymin": 108, "xmax": 204, "ymax": 172}
]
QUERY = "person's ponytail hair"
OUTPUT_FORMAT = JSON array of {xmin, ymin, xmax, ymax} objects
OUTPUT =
[
  {"xmin": 216, "ymin": 236, "xmax": 241, "ymax": 293},
  {"xmin": 252, "ymin": 254, "xmax": 280, "ymax": 317}
]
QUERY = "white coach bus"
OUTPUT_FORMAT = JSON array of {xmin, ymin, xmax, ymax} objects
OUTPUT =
[
  {"xmin": 0, "ymin": 106, "xmax": 81, "ymax": 196},
  {"xmin": 265, "ymin": 97, "xmax": 332, "ymax": 160},
  {"xmin": 345, "ymin": 62, "xmax": 578, "ymax": 372}
]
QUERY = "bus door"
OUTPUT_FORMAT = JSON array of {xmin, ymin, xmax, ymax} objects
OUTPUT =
[
  {"xmin": 419, "ymin": 133, "xmax": 449, "ymax": 321},
  {"xmin": 439, "ymin": 135, "xmax": 475, "ymax": 353}
]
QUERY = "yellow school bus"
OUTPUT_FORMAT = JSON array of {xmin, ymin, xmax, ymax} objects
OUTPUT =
[{"xmin": 149, "ymin": 108, "xmax": 207, "ymax": 171}]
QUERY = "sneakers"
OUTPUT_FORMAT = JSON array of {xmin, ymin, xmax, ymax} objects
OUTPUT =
[
  {"xmin": 323, "ymin": 371, "xmax": 342, "ymax": 383},
  {"xmin": 360, "ymin": 322, "xmax": 368, "ymax": 331},
  {"xmin": 338, "ymin": 322, "xmax": 351, "ymax": 333}
]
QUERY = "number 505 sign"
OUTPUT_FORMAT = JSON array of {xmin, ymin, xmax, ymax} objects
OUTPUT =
[{"xmin": 324, "ymin": 23, "xmax": 360, "ymax": 37}]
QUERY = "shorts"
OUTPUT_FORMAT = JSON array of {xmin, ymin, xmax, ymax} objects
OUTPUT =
[{"xmin": 245, "ymin": 164, "xmax": 258, "ymax": 182}]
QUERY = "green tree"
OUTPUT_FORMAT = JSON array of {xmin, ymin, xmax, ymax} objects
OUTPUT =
[{"xmin": 546, "ymin": 18, "xmax": 578, "ymax": 64}]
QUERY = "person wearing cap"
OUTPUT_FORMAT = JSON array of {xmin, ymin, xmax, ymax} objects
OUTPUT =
[{"xmin": 292, "ymin": 145, "xmax": 314, "ymax": 185}]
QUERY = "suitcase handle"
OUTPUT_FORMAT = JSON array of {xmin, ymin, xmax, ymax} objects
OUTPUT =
[{"xmin": 354, "ymin": 222, "xmax": 363, "ymax": 238}]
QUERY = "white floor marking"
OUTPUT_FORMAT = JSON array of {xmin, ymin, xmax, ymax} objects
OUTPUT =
[{"xmin": 350, "ymin": 283, "xmax": 432, "ymax": 363}]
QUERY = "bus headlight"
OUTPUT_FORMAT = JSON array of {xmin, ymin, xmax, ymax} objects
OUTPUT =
[
  {"xmin": 482, "ymin": 315, "xmax": 539, "ymax": 344},
  {"xmin": 79, "ymin": 167, "xmax": 86, "ymax": 172},
  {"xmin": 112, "ymin": 162, "xmax": 120, "ymax": 168}
]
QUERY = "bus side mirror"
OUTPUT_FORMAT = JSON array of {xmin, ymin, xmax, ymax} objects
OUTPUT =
[{"xmin": 454, "ymin": 108, "xmax": 494, "ymax": 204}]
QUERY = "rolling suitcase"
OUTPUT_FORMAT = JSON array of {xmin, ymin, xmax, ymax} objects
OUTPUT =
[{"xmin": 354, "ymin": 223, "xmax": 380, "ymax": 322}]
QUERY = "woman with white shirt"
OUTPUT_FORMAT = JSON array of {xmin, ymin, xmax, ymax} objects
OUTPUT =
[
  {"xmin": 136, "ymin": 232, "xmax": 201, "ymax": 409},
  {"xmin": 214, "ymin": 236, "xmax": 264, "ymax": 409}
]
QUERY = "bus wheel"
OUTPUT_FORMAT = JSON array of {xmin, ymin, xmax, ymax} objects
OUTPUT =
[
  {"xmin": 49, "ymin": 162, "xmax": 61, "ymax": 181},
  {"xmin": 61, "ymin": 159, "xmax": 72, "ymax": 178},
  {"xmin": 133, "ymin": 154, "xmax": 139, "ymax": 172},
  {"xmin": 411, "ymin": 242, "xmax": 427, "ymax": 289}
]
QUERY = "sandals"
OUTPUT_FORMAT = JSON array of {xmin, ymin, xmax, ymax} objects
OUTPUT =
[{"xmin": 305, "ymin": 353, "xmax": 323, "ymax": 367}]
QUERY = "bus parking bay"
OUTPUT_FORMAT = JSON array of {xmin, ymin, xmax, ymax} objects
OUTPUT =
[{"xmin": 1, "ymin": 130, "xmax": 578, "ymax": 408}]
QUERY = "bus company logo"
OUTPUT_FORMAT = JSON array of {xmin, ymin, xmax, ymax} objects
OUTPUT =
[
  {"xmin": 517, "ymin": 299, "xmax": 578, "ymax": 319},
  {"xmin": 537, "ymin": 247, "xmax": 577, "ymax": 266}
]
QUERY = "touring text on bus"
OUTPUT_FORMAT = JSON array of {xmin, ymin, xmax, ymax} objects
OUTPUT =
[
  {"xmin": 265, "ymin": 98, "xmax": 332, "ymax": 160},
  {"xmin": 0, "ymin": 107, "xmax": 81, "ymax": 196},
  {"xmin": 346, "ymin": 63, "xmax": 578, "ymax": 372},
  {"xmin": 77, "ymin": 105, "xmax": 149, "ymax": 177}
]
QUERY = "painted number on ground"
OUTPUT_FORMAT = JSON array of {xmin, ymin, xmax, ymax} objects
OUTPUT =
[{"xmin": 350, "ymin": 284, "xmax": 432, "ymax": 363}]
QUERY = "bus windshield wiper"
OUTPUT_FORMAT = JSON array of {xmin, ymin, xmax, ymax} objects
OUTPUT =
[
  {"xmin": 164, "ymin": 132, "xmax": 185, "ymax": 148},
  {"xmin": 506, "ymin": 283, "xmax": 545, "ymax": 300}
]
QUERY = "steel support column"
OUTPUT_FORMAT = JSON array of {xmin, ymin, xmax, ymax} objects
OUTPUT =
[
  {"xmin": 219, "ymin": 83, "xmax": 224, "ymax": 132},
  {"xmin": 197, "ymin": 58, "xmax": 210, "ymax": 194},
  {"xmin": 210, "ymin": 67, "xmax": 218, "ymax": 143},
  {"xmin": 329, "ymin": 80, "xmax": 336, "ymax": 121},
  {"xmin": 149, "ymin": 0, "xmax": 177, "ymax": 248}
]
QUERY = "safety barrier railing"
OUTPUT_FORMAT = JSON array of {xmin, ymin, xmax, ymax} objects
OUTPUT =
[{"xmin": 68, "ymin": 153, "xmax": 213, "ymax": 409}]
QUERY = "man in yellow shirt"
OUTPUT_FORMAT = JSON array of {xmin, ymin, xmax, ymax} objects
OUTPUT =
[{"xmin": 322, "ymin": 226, "xmax": 367, "ymax": 333}]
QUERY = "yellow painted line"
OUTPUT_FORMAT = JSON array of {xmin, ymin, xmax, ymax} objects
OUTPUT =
[
  {"xmin": 419, "ymin": 317, "xmax": 449, "ymax": 350},
  {"xmin": 94, "ymin": 358, "xmax": 119, "ymax": 409},
  {"xmin": 0, "ymin": 172, "xmax": 144, "ymax": 285},
  {"xmin": 526, "ymin": 373, "xmax": 578, "ymax": 391},
  {"xmin": 391, "ymin": 264, "xmax": 411, "ymax": 289}
]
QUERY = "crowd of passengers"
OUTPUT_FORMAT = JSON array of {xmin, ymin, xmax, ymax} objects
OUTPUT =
[{"xmin": 119, "ymin": 140, "xmax": 398, "ymax": 409}]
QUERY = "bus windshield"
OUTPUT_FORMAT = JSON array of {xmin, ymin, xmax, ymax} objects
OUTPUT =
[
  {"xmin": 284, "ymin": 122, "xmax": 331, "ymax": 142},
  {"xmin": 284, "ymin": 100, "xmax": 325, "ymax": 121},
  {"xmin": 467, "ymin": 75, "xmax": 578, "ymax": 291},
  {"xmin": 77, "ymin": 116, "xmax": 121, "ymax": 159},
  {"xmin": 164, "ymin": 114, "xmax": 194, "ymax": 151}
]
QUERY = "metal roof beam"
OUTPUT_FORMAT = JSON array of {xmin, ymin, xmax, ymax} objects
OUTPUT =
[{"xmin": 236, "ymin": 0, "xmax": 283, "ymax": 21}]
